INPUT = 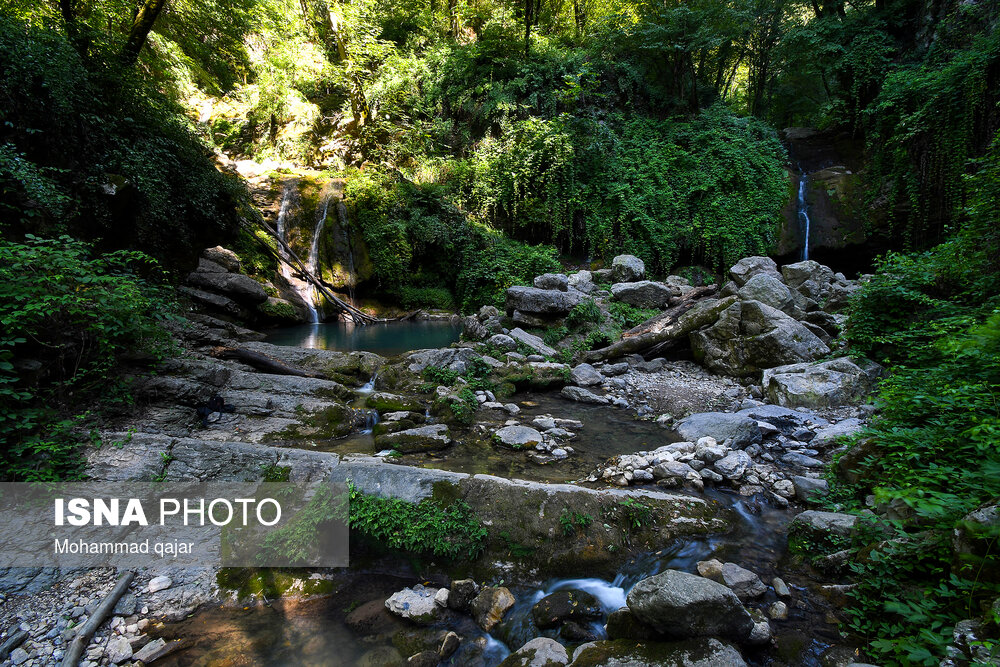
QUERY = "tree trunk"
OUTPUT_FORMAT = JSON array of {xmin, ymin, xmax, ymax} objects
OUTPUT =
[
  {"xmin": 449, "ymin": 0, "xmax": 459, "ymax": 39},
  {"xmin": 121, "ymin": 0, "xmax": 168, "ymax": 67}
]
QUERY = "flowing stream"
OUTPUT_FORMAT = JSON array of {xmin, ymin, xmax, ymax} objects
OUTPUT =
[
  {"xmin": 278, "ymin": 181, "xmax": 318, "ymax": 324},
  {"xmin": 798, "ymin": 171, "xmax": 811, "ymax": 261}
]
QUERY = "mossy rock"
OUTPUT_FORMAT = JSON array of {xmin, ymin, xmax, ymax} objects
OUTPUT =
[
  {"xmin": 569, "ymin": 638, "xmax": 746, "ymax": 667},
  {"xmin": 366, "ymin": 392, "xmax": 424, "ymax": 413},
  {"xmin": 372, "ymin": 419, "xmax": 416, "ymax": 436},
  {"xmin": 256, "ymin": 296, "xmax": 301, "ymax": 323},
  {"xmin": 304, "ymin": 404, "xmax": 358, "ymax": 438},
  {"xmin": 216, "ymin": 568, "xmax": 335, "ymax": 600}
]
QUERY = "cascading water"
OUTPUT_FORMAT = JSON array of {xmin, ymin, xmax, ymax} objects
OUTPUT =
[
  {"xmin": 338, "ymin": 199, "xmax": 356, "ymax": 305},
  {"xmin": 306, "ymin": 188, "xmax": 334, "ymax": 323},
  {"xmin": 276, "ymin": 182, "xmax": 320, "ymax": 323},
  {"xmin": 798, "ymin": 170, "xmax": 811, "ymax": 261}
]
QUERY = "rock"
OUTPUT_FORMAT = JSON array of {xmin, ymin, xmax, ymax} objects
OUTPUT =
[
  {"xmin": 202, "ymin": 246, "xmax": 242, "ymax": 272},
  {"xmin": 470, "ymin": 586, "xmax": 515, "ymax": 631},
  {"xmin": 358, "ymin": 646, "xmax": 405, "ymax": 667},
  {"xmin": 186, "ymin": 270, "xmax": 268, "ymax": 305},
  {"xmin": 729, "ymin": 256, "xmax": 781, "ymax": 287},
  {"xmin": 772, "ymin": 577, "xmax": 791, "ymax": 598},
  {"xmin": 652, "ymin": 461, "xmax": 696, "ymax": 480},
  {"xmin": 407, "ymin": 650, "xmax": 439, "ymax": 667},
  {"xmin": 9, "ymin": 648, "xmax": 28, "ymax": 665},
  {"xmin": 626, "ymin": 569, "xmax": 755, "ymax": 643},
  {"xmin": 561, "ymin": 386, "xmax": 609, "ymax": 404},
  {"xmin": 494, "ymin": 425, "xmax": 544, "ymax": 449},
  {"xmin": 611, "ymin": 255, "xmax": 646, "ymax": 282},
  {"xmin": 697, "ymin": 560, "xmax": 766, "ymax": 600},
  {"xmin": 531, "ymin": 590, "xmax": 602, "ymax": 628},
  {"xmin": 439, "ymin": 631, "xmax": 460, "ymax": 660},
  {"xmin": 675, "ymin": 412, "xmax": 762, "ymax": 449},
  {"xmin": 509, "ymin": 328, "xmax": 557, "ymax": 357},
  {"xmin": 737, "ymin": 273, "xmax": 796, "ymax": 314},
  {"xmin": 690, "ymin": 301, "xmax": 830, "ymax": 377},
  {"xmin": 762, "ymin": 357, "xmax": 881, "ymax": 408},
  {"xmin": 506, "ymin": 286, "xmax": 585, "ymax": 318},
  {"xmin": 611, "ymin": 281, "xmax": 678, "ymax": 308},
  {"xmin": 603, "ymin": 362, "xmax": 629, "ymax": 376},
  {"xmin": 570, "ymin": 363, "xmax": 604, "ymax": 387},
  {"xmin": 464, "ymin": 315, "xmax": 489, "ymax": 341},
  {"xmin": 447, "ymin": 579, "xmax": 479, "ymax": 611},
  {"xmin": 407, "ymin": 347, "xmax": 480, "ymax": 373},
  {"xmin": 953, "ymin": 504, "xmax": 1000, "ymax": 582},
  {"xmin": 567, "ymin": 638, "xmax": 747, "ymax": 667},
  {"xmin": 747, "ymin": 609, "xmax": 772, "ymax": 646},
  {"xmin": 385, "ymin": 585, "xmax": 441, "ymax": 624},
  {"xmin": 132, "ymin": 638, "xmax": 169, "ymax": 663},
  {"xmin": 434, "ymin": 588, "xmax": 450, "ymax": 607},
  {"xmin": 499, "ymin": 637, "xmax": 569, "ymax": 667},
  {"xmin": 781, "ymin": 260, "xmax": 835, "ymax": 293},
  {"xmin": 789, "ymin": 510, "xmax": 858, "ymax": 542},
  {"xmin": 106, "ymin": 637, "xmax": 133, "ymax": 664},
  {"xmin": 780, "ymin": 452, "xmax": 824, "ymax": 467},
  {"xmin": 148, "ymin": 575, "xmax": 172, "ymax": 593},
  {"xmin": 561, "ymin": 620, "xmax": 599, "ymax": 642},
  {"xmin": 812, "ymin": 419, "xmax": 864, "ymax": 448},
  {"xmin": 376, "ymin": 424, "xmax": 452, "ymax": 453},
  {"xmin": 534, "ymin": 273, "xmax": 570, "ymax": 291},
  {"xmin": 347, "ymin": 600, "xmax": 406, "ymax": 636},
  {"xmin": 196, "ymin": 257, "xmax": 228, "ymax": 273},
  {"xmin": 488, "ymin": 334, "xmax": 518, "ymax": 351},
  {"xmin": 713, "ymin": 451, "xmax": 752, "ymax": 480},
  {"xmin": 113, "ymin": 592, "xmax": 137, "ymax": 616},
  {"xmin": 719, "ymin": 564, "xmax": 767, "ymax": 600},
  {"xmin": 605, "ymin": 608, "xmax": 660, "ymax": 641},
  {"xmin": 568, "ymin": 271, "xmax": 596, "ymax": 293}
]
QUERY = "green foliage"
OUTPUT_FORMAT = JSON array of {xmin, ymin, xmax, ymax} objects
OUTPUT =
[
  {"xmin": 607, "ymin": 301, "xmax": 659, "ymax": 329},
  {"xmin": 566, "ymin": 298, "xmax": 603, "ymax": 329},
  {"xmin": 0, "ymin": 12, "xmax": 247, "ymax": 266},
  {"xmin": 0, "ymin": 235, "xmax": 173, "ymax": 481},
  {"xmin": 347, "ymin": 481, "xmax": 486, "ymax": 560},
  {"xmin": 559, "ymin": 509, "xmax": 593, "ymax": 537},
  {"xmin": 422, "ymin": 365, "xmax": 460, "ymax": 386},
  {"xmin": 834, "ymin": 135, "xmax": 1000, "ymax": 663}
]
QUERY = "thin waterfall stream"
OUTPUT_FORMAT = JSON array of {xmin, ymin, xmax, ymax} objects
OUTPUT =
[{"xmin": 798, "ymin": 169, "xmax": 811, "ymax": 261}]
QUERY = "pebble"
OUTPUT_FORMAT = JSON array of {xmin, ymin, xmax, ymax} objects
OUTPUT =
[
  {"xmin": 147, "ymin": 576, "xmax": 172, "ymax": 593},
  {"xmin": 772, "ymin": 577, "xmax": 791, "ymax": 598}
]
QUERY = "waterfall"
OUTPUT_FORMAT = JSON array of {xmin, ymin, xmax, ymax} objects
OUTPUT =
[
  {"xmin": 338, "ymin": 200, "xmax": 356, "ymax": 305},
  {"xmin": 306, "ymin": 188, "xmax": 334, "ymax": 323},
  {"xmin": 276, "ymin": 182, "xmax": 320, "ymax": 323},
  {"xmin": 797, "ymin": 171, "xmax": 811, "ymax": 261}
]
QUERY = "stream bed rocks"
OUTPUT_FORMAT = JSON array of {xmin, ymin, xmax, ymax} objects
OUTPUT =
[{"xmin": 0, "ymin": 251, "xmax": 888, "ymax": 667}]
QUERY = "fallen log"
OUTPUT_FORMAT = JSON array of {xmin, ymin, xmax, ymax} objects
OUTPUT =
[
  {"xmin": 0, "ymin": 630, "xmax": 28, "ymax": 661},
  {"xmin": 211, "ymin": 346, "xmax": 328, "ymax": 379},
  {"xmin": 61, "ymin": 571, "xmax": 135, "ymax": 667},
  {"xmin": 582, "ymin": 295, "xmax": 736, "ymax": 363},
  {"xmin": 622, "ymin": 285, "xmax": 718, "ymax": 339}
]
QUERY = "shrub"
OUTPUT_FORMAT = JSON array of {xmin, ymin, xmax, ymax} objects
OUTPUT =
[{"xmin": 0, "ymin": 235, "xmax": 174, "ymax": 481}]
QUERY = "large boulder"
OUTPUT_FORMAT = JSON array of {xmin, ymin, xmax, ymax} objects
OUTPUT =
[
  {"xmin": 407, "ymin": 347, "xmax": 480, "ymax": 373},
  {"xmin": 626, "ymin": 569, "xmax": 755, "ymax": 643},
  {"xmin": 675, "ymin": 412, "xmax": 762, "ymax": 449},
  {"xmin": 532, "ymin": 590, "xmax": 602, "ymax": 628},
  {"xmin": 494, "ymin": 425, "xmax": 544, "ymax": 449},
  {"xmin": 788, "ymin": 510, "xmax": 858, "ymax": 543},
  {"xmin": 611, "ymin": 281, "xmax": 679, "ymax": 309},
  {"xmin": 499, "ymin": 637, "xmax": 569, "ymax": 667},
  {"xmin": 470, "ymin": 586, "xmax": 516, "ymax": 631},
  {"xmin": 375, "ymin": 424, "xmax": 452, "ymax": 453},
  {"xmin": 737, "ymin": 274, "xmax": 795, "ymax": 315},
  {"xmin": 690, "ymin": 301, "xmax": 830, "ymax": 377},
  {"xmin": 385, "ymin": 585, "xmax": 441, "ymax": 624},
  {"xmin": 534, "ymin": 273, "xmax": 570, "ymax": 292},
  {"xmin": 781, "ymin": 260, "xmax": 834, "ymax": 293},
  {"xmin": 697, "ymin": 560, "xmax": 767, "ymax": 600},
  {"xmin": 186, "ymin": 271, "xmax": 268, "ymax": 305},
  {"xmin": 729, "ymin": 257, "xmax": 781, "ymax": 287},
  {"xmin": 202, "ymin": 246, "xmax": 242, "ymax": 272},
  {"xmin": 612, "ymin": 255, "xmax": 646, "ymax": 282},
  {"xmin": 568, "ymin": 270, "xmax": 597, "ymax": 294},
  {"xmin": 570, "ymin": 363, "xmax": 604, "ymax": 387},
  {"xmin": 762, "ymin": 357, "xmax": 881, "ymax": 408},
  {"xmin": 561, "ymin": 386, "xmax": 610, "ymax": 404},
  {"xmin": 506, "ymin": 286, "xmax": 585, "ymax": 318},
  {"xmin": 568, "ymin": 638, "xmax": 746, "ymax": 667},
  {"xmin": 509, "ymin": 328, "xmax": 557, "ymax": 357}
]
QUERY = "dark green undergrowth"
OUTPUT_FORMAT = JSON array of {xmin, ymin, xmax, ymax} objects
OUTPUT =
[
  {"xmin": 347, "ymin": 481, "xmax": 486, "ymax": 560},
  {"xmin": 0, "ymin": 235, "xmax": 175, "ymax": 481},
  {"xmin": 832, "ymin": 135, "xmax": 1000, "ymax": 664}
]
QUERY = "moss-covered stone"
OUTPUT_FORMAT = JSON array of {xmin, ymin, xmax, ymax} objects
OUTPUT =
[
  {"xmin": 366, "ymin": 392, "xmax": 424, "ymax": 413},
  {"xmin": 216, "ymin": 568, "xmax": 335, "ymax": 600},
  {"xmin": 569, "ymin": 638, "xmax": 746, "ymax": 667}
]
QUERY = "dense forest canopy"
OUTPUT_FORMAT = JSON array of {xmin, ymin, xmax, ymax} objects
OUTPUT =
[{"xmin": 1, "ymin": 0, "xmax": 999, "ymax": 663}]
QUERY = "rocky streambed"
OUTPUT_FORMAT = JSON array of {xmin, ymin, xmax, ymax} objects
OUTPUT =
[{"xmin": 0, "ymin": 252, "xmax": 883, "ymax": 667}]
